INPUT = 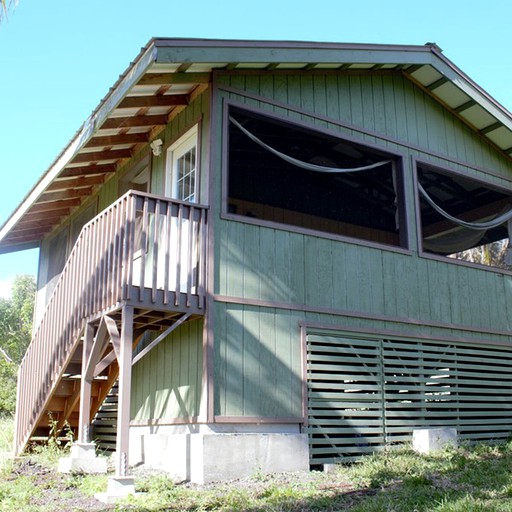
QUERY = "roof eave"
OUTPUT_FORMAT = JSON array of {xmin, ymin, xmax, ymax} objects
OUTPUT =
[{"xmin": 0, "ymin": 41, "xmax": 159, "ymax": 245}]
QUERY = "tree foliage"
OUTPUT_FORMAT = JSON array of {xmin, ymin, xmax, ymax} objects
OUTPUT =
[
  {"xmin": 456, "ymin": 240, "xmax": 512, "ymax": 271},
  {"xmin": 0, "ymin": 275, "xmax": 36, "ymax": 415},
  {"xmin": 0, "ymin": 0, "xmax": 17, "ymax": 22}
]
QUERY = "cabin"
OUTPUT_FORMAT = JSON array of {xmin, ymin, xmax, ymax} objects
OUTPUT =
[{"xmin": 2, "ymin": 39, "xmax": 512, "ymax": 485}]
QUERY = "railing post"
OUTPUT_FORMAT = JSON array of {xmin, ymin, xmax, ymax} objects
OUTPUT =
[
  {"xmin": 78, "ymin": 323, "xmax": 94, "ymax": 444},
  {"xmin": 115, "ymin": 305, "xmax": 133, "ymax": 477}
]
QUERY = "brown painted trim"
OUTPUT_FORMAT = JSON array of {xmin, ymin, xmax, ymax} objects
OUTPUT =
[
  {"xmin": 411, "ymin": 154, "xmax": 424, "ymax": 254},
  {"xmin": 130, "ymin": 416, "xmax": 200, "ymax": 427},
  {"xmin": 221, "ymin": 99, "xmax": 412, "ymax": 254},
  {"xmin": 300, "ymin": 324, "xmax": 308, "ymax": 428},
  {"xmin": 214, "ymin": 294, "xmax": 512, "ymax": 339},
  {"xmin": 301, "ymin": 320, "xmax": 512, "ymax": 349},
  {"xmin": 204, "ymin": 72, "xmax": 220, "ymax": 424},
  {"xmin": 412, "ymin": 156, "xmax": 512, "ymax": 277},
  {"xmin": 419, "ymin": 250, "xmax": 512, "ymax": 277},
  {"xmin": 221, "ymin": 97, "xmax": 230, "ymax": 225},
  {"xmin": 214, "ymin": 416, "xmax": 303, "ymax": 424},
  {"xmin": 217, "ymin": 84, "xmax": 512, "ymax": 184}
]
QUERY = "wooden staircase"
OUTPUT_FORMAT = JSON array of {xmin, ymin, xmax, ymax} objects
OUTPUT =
[{"xmin": 15, "ymin": 191, "xmax": 207, "ymax": 456}]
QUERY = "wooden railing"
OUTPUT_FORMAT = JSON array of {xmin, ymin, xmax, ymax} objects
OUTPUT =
[{"xmin": 14, "ymin": 191, "xmax": 207, "ymax": 455}]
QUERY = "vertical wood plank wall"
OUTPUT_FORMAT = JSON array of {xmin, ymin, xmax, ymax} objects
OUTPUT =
[
  {"xmin": 131, "ymin": 318, "xmax": 203, "ymax": 421},
  {"xmin": 212, "ymin": 72, "xmax": 512, "ymax": 419}
]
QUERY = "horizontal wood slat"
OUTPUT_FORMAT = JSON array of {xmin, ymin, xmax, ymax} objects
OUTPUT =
[{"xmin": 307, "ymin": 333, "xmax": 512, "ymax": 465}]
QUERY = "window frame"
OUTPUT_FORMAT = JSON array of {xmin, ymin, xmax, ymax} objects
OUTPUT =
[
  {"xmin": 414, "ymin": 157, "xmax": 512, "ymax": 275},
  {"xmin": 221, "ymin": 101, "xmax": 410, "ymax": 254},
  {"xmin": 165, "ymin": 124, "xmax": 199, "ymax": 203}
]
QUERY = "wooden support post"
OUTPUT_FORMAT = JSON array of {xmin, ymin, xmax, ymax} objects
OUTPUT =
[
  {"xmin": 115, "ymin": 305, "xmax": 133, "ymax": 477},
  {"xmin": 78, "ymin": 323, "xmax": 94, "ymax": 443}
]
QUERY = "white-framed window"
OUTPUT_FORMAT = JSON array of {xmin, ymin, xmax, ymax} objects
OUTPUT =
[{"xmin": 165, "ymin": 125, "xmax": 198, "ymax": 202}]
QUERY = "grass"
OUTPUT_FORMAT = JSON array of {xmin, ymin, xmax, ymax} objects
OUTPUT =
[
  {"xmin": 2, "ymin": 419, "xmax": 512, "ymax": 511},
  {"xmin": 0, "ymin": 415, "xmax": 13, "ymax": 453}
]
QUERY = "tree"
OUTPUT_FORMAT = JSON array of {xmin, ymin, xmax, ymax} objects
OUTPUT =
[{"xmin": 0, "ymin": 275, "xmax": 36, "ymax": 415}]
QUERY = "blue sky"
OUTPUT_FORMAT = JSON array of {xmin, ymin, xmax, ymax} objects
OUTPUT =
[{"xmin": 0, "ymin": 0, "xmax": 511, "ymax": 296}]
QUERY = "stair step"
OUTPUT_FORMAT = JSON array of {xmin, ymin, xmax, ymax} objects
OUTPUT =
[
  {"xmin": 93, "ymin": 434, "xmax": 117, "ymax": 442},
  {"xmin": 95, "ymin": 405, "xmax": 117, "ymax": 412},
  {"xmin": 93, "ymin": 427, "xmax": 117, "ymax": 433}
]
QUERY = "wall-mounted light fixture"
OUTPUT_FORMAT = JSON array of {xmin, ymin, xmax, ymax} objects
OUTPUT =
[{"xmin": 150, "ymin": 138, "xmax": 163, "ymax": 156}]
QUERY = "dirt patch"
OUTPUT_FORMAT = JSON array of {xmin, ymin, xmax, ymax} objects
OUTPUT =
[{"xmin": 6, "ymin": 458, "xmax": 115, "ymax": 511}]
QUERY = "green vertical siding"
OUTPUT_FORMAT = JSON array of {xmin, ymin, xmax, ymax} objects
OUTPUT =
[
  {"xmin": 131, "ymin": 318, "xmax": 203, "ymax": 421},
  {"xmin": 216, "ymin": 219, "xmax": 512, "ymax": 333},
  {"xmin": 212, "ymin": 71, "xmax": 512, "ymax": 419},
  {"xmin": 214, "ymin": 303, "xmax": 304, "ymax": 417},
  {"xmin": 214, "ymin": 72, "xmax": 512, "ymax": 332}
]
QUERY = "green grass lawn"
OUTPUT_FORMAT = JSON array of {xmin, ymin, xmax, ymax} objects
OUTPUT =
[{"xmin": 2, "ymin": 415, "xmax": 512, "ymax": 511}]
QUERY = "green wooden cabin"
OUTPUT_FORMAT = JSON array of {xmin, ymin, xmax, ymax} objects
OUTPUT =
[{"xmin": 1, "ymin": 39, "xmax": 512, "ymax": 483}]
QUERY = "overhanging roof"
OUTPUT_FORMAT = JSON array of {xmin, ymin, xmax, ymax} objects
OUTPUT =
[{"xmin": 1, "ymin": 38, "xmax": 511, "ymax": 253}]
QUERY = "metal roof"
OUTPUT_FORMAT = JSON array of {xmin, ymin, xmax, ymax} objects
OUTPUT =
[{"xmin": 1, "ymin": 38, "xmax": 511, "ymax": 253}]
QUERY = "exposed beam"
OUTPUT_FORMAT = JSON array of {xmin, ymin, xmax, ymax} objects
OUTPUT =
[
  {"xmin": 454, "ymin": 99, "xmax": 477, "ymax": 113},
  {"xmin": 480, "ymin": 121, "xmax": 501, "ymax": 135},
  {"xmin": 18, "ymin": 210, "xmax": 70, "ymax": 223},
  {"xmin": 60, "ymin": 164, "xmax": 117, "ymax": 178},
  {"xmin": 27, "ymin": 198, "xmax": 82, "ymax": 214},
  {"xmin": 426, "ymin": 76, "xmax": 449, "ymax": 91},
  {"xmin": 9, "ymin": 219, "xmax": 63, "ymax": 233},
  {"xmin": 71, "ymin": 148, "xmax": 132, "ymax": 164},
  {"xmin": 136, "ymin": 72, "xmax": 210, "ymax": 86},
  {"xmin": 46, "ymin": 175, "xmax": 106, "ymax": 192},
  {"xmin": 117, "ymin": 95, "xmax": 189, "ymax": 109},
  {"xmin": 39, "ymin": 188, "xmax": 93, "ymax": 203},
  {"xmin": 93, "ymin": 349, "xmax": 117, "ymax": 378},
  {"xmin": 2, "ymin": 227, "xmax": 51, "ymax": 241},
  {"xmin": 103, "ymin": 315, "xmax": 121, "ymax": 362},
  {"xmin": 100, "ymin": 115, "xmax": 169, "ymax": 130},
  {"xmin": 84, "ymin": 315, "xmax": 115, "ymax": 381},
  {"xmin": 404, "ymin": 64, "xmax": 424, "ymax": 74},
  {"xmin": 84, "ymin": 133, "xmax": 148, "ymax": 148},
  {"xmin": 57, "ymin": 380, "xmax": 80, "ymax": 432}
]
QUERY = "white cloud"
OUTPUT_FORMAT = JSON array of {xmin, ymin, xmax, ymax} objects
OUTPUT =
[{"xmin": 0, "ymin": 277, "xmax": 14, "ymax": 299}]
